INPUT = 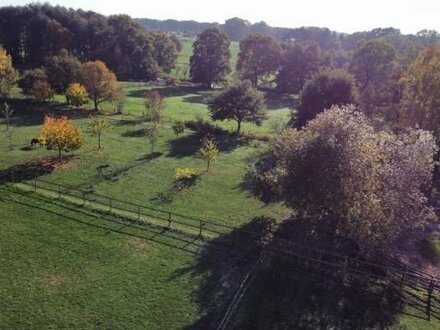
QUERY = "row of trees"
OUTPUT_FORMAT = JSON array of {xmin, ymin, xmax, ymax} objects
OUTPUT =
[
  {"xmin": 0, "ymin": 4, "xmax": 180, "ymax": 80},
  {"xmin": 16, "ymin": 48, "xmax": 120, "ymax": 110}
]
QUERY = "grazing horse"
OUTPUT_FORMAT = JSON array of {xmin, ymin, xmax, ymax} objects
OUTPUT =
[{"xmin": 31, "ymin": 138, "xmax": 42, "ymax": 147}]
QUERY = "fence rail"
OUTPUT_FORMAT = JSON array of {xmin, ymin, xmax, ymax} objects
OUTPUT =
[{"xmin": 7, "ymin": 174, "xmax": 440, "ymax": 321}]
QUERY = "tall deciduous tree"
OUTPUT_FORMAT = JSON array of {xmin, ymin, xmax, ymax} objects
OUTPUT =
[
  {"xmin": 190, "ymin": 27, "xmax": 231, "ymax": 88},
  {"xmin": 295, "ymin": 68, "xmax": 358, "ymax": 127},
  {"xmin": 152, "ymin": 32, "xmax": 178, "ymax": 74},
  {"xmin": 43, "ymin": 49, "xmax": 81, "ymax": 97},
  {"xmin": 276, "ymin": 41, "xmax": 328, "ymax": 93},
  {"xmin": 18, "ymin": 68, "xmax": 47, "ymax": 95},
  {"xmin": 208, "ymin": 81, "xmax": 266, "ymax": 134},
  {"xmin": 81, "ymin": 60, "xmax": 119, "ymax": 110},
  {"xmin": 349, "ymin": 40, "xmax": 397, "ymax": 110},
  {"xmin": 0, "ymin": 46, "xmax": 18, "ymax": 98},
  {"xmin": 247, "ymin": 105, "xmax": 437, "ymax": 247},
  {"xmin": 237, "ymin": 33, "xmax": 282, "ymax": 87},
  {"xmin": 38, "ymin": 115, "xmax": 83, "ymax": 160}
]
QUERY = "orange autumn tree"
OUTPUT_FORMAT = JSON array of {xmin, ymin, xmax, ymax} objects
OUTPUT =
[{"xmin": 38, "ymin": 116, "xmax": 83, "ymax": 160}]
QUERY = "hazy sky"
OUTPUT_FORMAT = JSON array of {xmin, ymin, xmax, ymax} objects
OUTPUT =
[{"xmin": 2, "ymin": 0, "xmax": 440, "ymax": 34}]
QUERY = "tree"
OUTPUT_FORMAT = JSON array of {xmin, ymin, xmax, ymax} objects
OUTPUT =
[
  {"xmin": 152, "ymin": 32, "xmax": 178, "ymax": 74},
  {"xmin": 197, "ymin": 137, "xmax": 219, "ymax": 171},
  {"xmin": 146, "ymin": 126, "xmax": 158, "ymax": 153},
  {"xmin": 43, "ymin": 49, "xmax": 81, "ymax": 99},
  {"xmin": 31, "ymin": 80, "xmax": 54, "ymax": 102},
  {"xmin": 295, "ymin": 68, "xmax": 358, "ymax": 127},
  {"xmin": 144, "ymin": 90, "xmax": 165, "ymax": 128},
  {"xmin": 18, "ymin": 68, "xmax": 47, "ymax": 95},
  {"xmin": 247, "ymin": 105, "xmax": 437, "ymax": 247},
  {"xmin": 0, "ymin": 46, "xmax": 18, "ymax": 98},
  {"xmin": 237, "ymin": 33, "xmax": 282, "ymax": 87},
  {"xmin": 223, "ymin": 17, "xmax": 251, "ymax": 41},
  {"xmin": 38, "ymin": 115, "xmax": 83, "ymax": 160},
  {"xmin": 65, "ymin": 83, "xmax": 89, "ymax": 107},
  {"xmin": 2, "ymin": 102, "xmax": 13, "ymax": 150},
  {"xmin": 349, "ymin": 40, "xmax": 397, "ymax": 110},
  {"xmin": 190, "ymin": 27, "xmax": 231, "ymax": 87},
  {"xmin": 208, "ymin": 81, "xmax": 266, "ymax": 134},
  {"xmin": 88, "ymin": 116, "xmax": 111, "ymax": 149},
  {"xmin": 399, "ymin": 46, "xmax": 440, "ymax": 136},
  {"xmin": 169, "ymin": 34, "xmax": 182, "ymax": 52},
  {"xmin": 276, "ymin": 41, "xmax": 327, "ymax": 93},
  {"xmin": 81, "ymin": 60, "xmax": 119, "ymax": 110},
  {"xmin": 172, "ymin": 120, "xmax": 185, "ymax": 136}
]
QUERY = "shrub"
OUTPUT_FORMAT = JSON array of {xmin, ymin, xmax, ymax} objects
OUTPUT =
[
  {"xmin": 172, "ymin": 120, "xmax": 185, "ymax": 136},
  {"xmin": 66, "ymin": 83, "xmax": 89, "ymax": 107},
  {"xmin": 31, "ymin": 80, "xmax": 54, "ymax": 102},
  {"xmin": 174, "ymin": 167, "xmax": 198, "ymax": 189}
]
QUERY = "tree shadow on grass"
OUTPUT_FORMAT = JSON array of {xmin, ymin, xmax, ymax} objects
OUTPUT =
[
  {"xmin": 0, "ymin": 156, "xmax": 70, "ymax": 185},
  {"xmin": 170, "ymin": 216, "xmax": 273, "ymax": 329},
  {"xmin": 121, "ymin": 128, "xmax": 146, "ymax": 138},
  {"xmin": 126, "ymin": 86, "xmax": 204, "ymax": 99},
  {"xmin": 168, "ymin": 132, "xmax": 250, "ymax": 159}
]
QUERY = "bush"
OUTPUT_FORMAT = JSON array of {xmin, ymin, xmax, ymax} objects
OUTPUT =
[
  {"xmin": 172, "ymin": 120, "xmax": 185, "ymax": 136},
  {"xmin": 66, "ymin": 83, "xmax": 89, "ymax": 107},
  {"xmin": 31, "ymin": 80, "xmax": 54, "ymax": 102},
  {"xmin": 174, "ymin": 167, "xmax": 198, "ymax": 189}
]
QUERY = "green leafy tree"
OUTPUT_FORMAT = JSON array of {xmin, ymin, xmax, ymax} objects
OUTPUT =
[
  {"xmin": 197, "ymin": 137, "xmax": 219, "ymax": 171},
  {"xmin": 88, "ymin": 116, "xmax": 112, "ymax": 149},
  {"xmin": 295, "ymin": 68, "xmax": 359, "ymax": 127},
  {"xmin": 349, "ymin": 40, "xmax": 397, "ymax": 110},
  {"xmin": 172, "ymin": 120, "xmax": 185, "ymax": 136},
  {"xmin": 237, "ymin": 33, "xmax": 282, "ymax": 87},
  {"xmin": 43, "ymin": 49, "xmax": 81, "ymax": 99},
  {"xmin": 152, "ymin": 32, "xmax": 178, "ymax": 74},
  {"xmin": 276, "ymin": 41, "xmax": 328, "ymax": 93},
  {"xmin": 190, "ymin": 27, "xmax": 231, "ymax": 88},
  {"xmin": 18, "ymin": 68, "xmax": 47, "ymax": 95},
  {"xmin": 208, "ymin": 81, "xmax": 266, "ymax": 134},
  {"xmin": 247, "ymin": 105, "xmax": 437, "ymax": 247}
]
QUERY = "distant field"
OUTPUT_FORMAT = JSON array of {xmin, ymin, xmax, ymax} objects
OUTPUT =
[{"xmin": 171, "ymin": 36, "xmax": 240, "ymax": 80}]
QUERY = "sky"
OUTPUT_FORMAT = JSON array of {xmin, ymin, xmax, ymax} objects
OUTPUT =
[{"xmin": 2, "ymin": 0, "xmax": 440, "ymax": 34}]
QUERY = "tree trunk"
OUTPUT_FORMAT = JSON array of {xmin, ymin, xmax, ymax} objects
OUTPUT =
[
  {"xmin": 236, "ymin": 120, "xmax": 242, "ymax": 134},
  {"xmin": 207, "ymin": 158, "xmax": 210, "ymax": 172},
  {"xmin": 94, "ymin": 98, "xmax": 98, "ymax": 111},
  {"xmin": 98, "ymin": 134, "xmax": 101, "ymax": 149},
  {"xmin": 58, "ymin": 148, "xmax": 62, "ymax": 162}
]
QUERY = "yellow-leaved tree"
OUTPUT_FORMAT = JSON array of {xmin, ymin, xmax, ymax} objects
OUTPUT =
[
  {"xmin": 0, "ymin": 46, "xmax": 18, "ymax": 97},
  {"xmin": 66, "ymin": 83, "xmax": 89, "ymax": 107},
  {"xmin": 38, "ymin": 116, "xmax": 83, "ymax": 160},
  {"xmin": 197, "ymin": 137, "xmax": 219, "ymax": 171}
]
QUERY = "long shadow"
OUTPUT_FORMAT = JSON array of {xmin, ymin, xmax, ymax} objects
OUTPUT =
[
  {"xmin": 4, "ymin": 188, "xmax": 202, "ymax": 254},
  {"xmin": 168, "ymin": 132, "xmax": 249, "ymax": 159},
  {"xmin": 0, "ymin": 157, "xmax": 59, "ymax": 185},
  {"xmin": 1, "ymin": 98, "xmax": 98, "ymax": 127},
  {"xmin": 126, "ymin": 86, "xmax": 204, "ymax": 99}
]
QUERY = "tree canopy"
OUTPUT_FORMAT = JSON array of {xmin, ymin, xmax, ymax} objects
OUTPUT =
[
  {"xmin": 237, "ymin": 33, "xmax": 282, "ymax": 87},
  {"xmin": 247, "ymin": 105, "xmax": 436, "ymax": 247},
  {"xmin": 208, "ymin": 81, "xmax": 266, "ymax": 133},
  {"xmin": 189, "ymin": 27, "xmax": 231, "ymax": 87}
]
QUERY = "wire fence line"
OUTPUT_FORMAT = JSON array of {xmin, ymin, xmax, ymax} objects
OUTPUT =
[{"xmin": 7, "ymin": 173, "xmax": 440, "ymax": 321}]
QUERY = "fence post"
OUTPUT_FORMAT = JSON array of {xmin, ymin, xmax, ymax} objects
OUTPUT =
[
  {"xmin": 168, "ymin": 212, "xmax": 172, "ymax": 228},
  {"xmin": 427, "ymin": 279, "xmax": 435, "ymax": 321}
]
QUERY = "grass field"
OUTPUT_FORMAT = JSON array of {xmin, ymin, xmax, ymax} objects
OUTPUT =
[{"xmin": 1, "ymin": 83, "xmax": 440, "ymax": 329}]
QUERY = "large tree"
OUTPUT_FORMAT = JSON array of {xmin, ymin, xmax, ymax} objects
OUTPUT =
[
  {"xmin": 247, "ymin": 105, "xmax": 437, "ymax": 247},
  {"xmin": 81, "ymin": 60, "xmax": 119, "ymax": 110},
  {"xmin": 189, "ymin": 27, "xmax": 231, "ymax": 88},
  {"xmin": 152, "ymin": 32, "xmax": 178, "ymax": 74},
  {"xmin": 0, "ymin": 46, "xmax": 18, "ymax": 98},
  {"xmin": 237, "ymin": 33, "xmax": 282, "ymax": 87},
  {"xmin": 276, "ymin": 41, "xmax": 328, "ymax": 93},
  {"xmin": 43, "ymin": 49, "xmax": 81, "ymax": 97},
  {"xmin": 295, "ymin": 68, "xmax": 358, "ymax": 127},
  {"xmin": 349, "ymin": 40, "xmax": 397, "ymax": 111},
  {"xmin": 208, "ymin": 81, "xmax": 266, "ymax": 133}
]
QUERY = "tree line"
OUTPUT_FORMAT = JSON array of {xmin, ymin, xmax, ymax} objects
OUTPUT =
[{"xmin": 0, "ymin": 4, "xmax": 180, "ymax": 80}]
